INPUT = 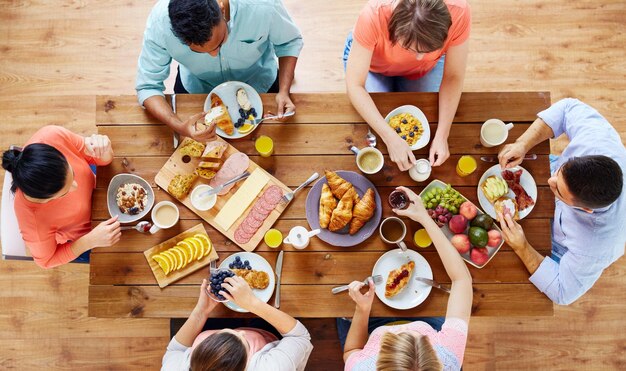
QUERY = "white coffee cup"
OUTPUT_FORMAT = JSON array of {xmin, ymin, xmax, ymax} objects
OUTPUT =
[
  {"xmin": 149, "ymin": 201, "xmax": 180, "ymax": 234},
  {"xmin": 349, "ymin": 146, "xmax": 384, "ymax": 174},
  {"xmin": 480, "ymin": 119, "xmax": 514, "ymax": 147},
  {"xmin": 379, "ymin": 217, "xmax": 408, "ymax": 252}
]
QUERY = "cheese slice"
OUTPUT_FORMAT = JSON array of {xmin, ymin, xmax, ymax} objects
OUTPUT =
[{"xmin": 214, "ymin": 168, "xmax": 270, "ymax": 231}]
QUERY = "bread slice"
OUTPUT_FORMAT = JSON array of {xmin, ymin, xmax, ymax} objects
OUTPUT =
[
  {"xmin": 168, "ymin": 174, "xmax": 197, "ymax": 200},
  {"xmin": 194, "ymin": 168, "xmax": 217, "ymax": 180},
  {"xmin": 197, "ymin": 161, "xmax": 221, "ymax": 170},
  {"xmin": 494, "ymin": 197, "xmax": 519, "ymax": 221},
  {"xmin": 179, "ymin": 139, "xmax": 205, "ymax": 158},
  {"xmin": 201, "ymin": 141, "xmax": 228, "ymax": 160},
  {"xmin": 481, "ymin": 175, "xmax": 509, "ymax": 203},
  {"xmin": 385, "ymin": 261, "xmax": 415, "ymax": 298}
]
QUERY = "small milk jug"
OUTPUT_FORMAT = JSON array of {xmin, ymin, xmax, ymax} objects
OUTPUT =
[{"xmin": 283, "ymin": 226, "xmax": 321, "ymax": 250}]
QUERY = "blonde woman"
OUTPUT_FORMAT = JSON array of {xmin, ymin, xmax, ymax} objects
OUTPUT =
[{"xmin": 341, "ymin": 187, "xmax": 472, "ymax": 370}]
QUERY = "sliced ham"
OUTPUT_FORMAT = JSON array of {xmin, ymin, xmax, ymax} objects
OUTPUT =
[{"xmin": 210, "ymin": 153, "xmax": 250, "ymax": 195}]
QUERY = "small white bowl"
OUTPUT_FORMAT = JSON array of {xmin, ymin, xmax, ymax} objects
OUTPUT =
[
  {"xmin": 384, "ymin": 105, "xmax": 431, "ymax": 150},
  {"xmin": 190, "ymin": 185, "xmax": 217, "ymax": 211}
]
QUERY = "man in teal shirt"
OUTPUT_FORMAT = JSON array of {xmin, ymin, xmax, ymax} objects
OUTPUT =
[{"xmin": 136, "ymin": 0, "xmax": 303, "ymax": 141}]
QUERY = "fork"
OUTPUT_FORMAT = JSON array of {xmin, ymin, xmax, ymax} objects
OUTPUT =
[
  {"xmin": 331, "ymin": 275, "xmax": 383, "ymax": 294},
  {"xmin": 252, "ymin": 110, "xmax": 295, "ymax": 125},
  {"xmin": 281, "ymin": 172, "xmax": 319, "ymax": 204}
]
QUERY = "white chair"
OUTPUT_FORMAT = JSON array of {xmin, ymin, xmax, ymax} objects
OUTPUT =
[{"xmin": 1, "ymin": 171, "xmax": 32, "ymax": 260}]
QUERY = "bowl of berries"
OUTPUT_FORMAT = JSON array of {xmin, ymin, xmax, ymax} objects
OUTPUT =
[{"xmin": 206, "ymin": 268, "xmax": 235, "ymax": 302}]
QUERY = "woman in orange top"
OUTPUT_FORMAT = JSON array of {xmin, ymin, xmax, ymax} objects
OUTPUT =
[
  {"xmin": 2, "ymin": 125, "xmax": 121, "ymax": 268},
  {"xmin": 345, "ymin": 0, "xmax": 471, "ymax": 171}
]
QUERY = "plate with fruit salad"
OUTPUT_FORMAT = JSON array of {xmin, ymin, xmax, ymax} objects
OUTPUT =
[{"xmin": 418, "ymin": 180, "xmax": 504, "ymax": 269}]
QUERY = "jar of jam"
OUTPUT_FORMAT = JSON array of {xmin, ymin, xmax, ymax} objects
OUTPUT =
[{"xmin": 388, "ymin": 190, "xmax": 410, "ymax": 210}]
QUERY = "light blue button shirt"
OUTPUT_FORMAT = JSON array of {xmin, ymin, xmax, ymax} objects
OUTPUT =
[
  {"xmin": 528, "ymin": 98, "xmax": 626, "ymax": 305},
  {"xmin": 136, "ymin": 0, "xmax": 303, "ymax": 106}
]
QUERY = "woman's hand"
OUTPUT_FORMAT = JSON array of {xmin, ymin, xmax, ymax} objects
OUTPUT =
[
  {"xmin": 88, "ymin": 216, "xmax": 121, "ymax": 248},
  {"xmin": 347, "ymin": 278, "xmax": 376, "ymax": 313},
  {"xmin": 392, "ymin": 186, "xmax": 428, "ymax": 223},
  {"xmin": 84, "ymin": 134, "xmax": 112, "ymax": 159},
  {"xmin": 194, "ymin": 278, "xmax": 219, "ymax": 318},
  {"xmin": 385, "ymin": 134, "xmax": 416, "ymax": 171},
  {"xmin": 429, "ymin": 134, "xmax": 450, "ymax": 167},
  {"xmin": 220, "ymin": 276, "xmax": 261, "ymax": 311}
]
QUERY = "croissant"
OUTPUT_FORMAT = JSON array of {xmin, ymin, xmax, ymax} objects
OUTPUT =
[
  {"xmin": 206, "ymin": 94, "xmax": 234, "ymax": 136},
  {"xmin": 349, "ymin": 188, "xmax": 376, "ymax": 235},
  {"xmin": 325, "ymin": 170, "xmax": 360, "ymax": 204},
  {"xmin": 329, "ymin": 187, "xmax": 355, "ymax": 232},
  {"xmin": 319, "ymin": 183, "xmax": 337, "ymax": 229}
]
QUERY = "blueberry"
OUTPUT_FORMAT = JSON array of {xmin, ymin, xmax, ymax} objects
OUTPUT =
[
  {"xmin": 409, "ymin": 132, "xmax": 414, "ymax": 137},
  {"xmin": 250, "ymin": 108, "xmax": 256, "ymax": 114},
  {"xmin": 239, "ymin": 108, "xmax": 244, "ymax": 114},
  {"xmin": 413, "ymin": 125, "xmax": 419, "ymax": 130},
  {"xmin": 246, "ymin": 266, "xmax": 252, "ymax": 270},
  {"xmin": 216, "ymin": 284, "xmax": 221, "ymax": 290},
  {"xmin": 235, "ymin": 256, "xmax": 241, "ymax": 262},
  {"xmin": 228, "ymin": 271, "xmax": 235, "ymax": 277},
  {"xmin": 244, "ymin": 260, "xmax": 249, "ymax": 266},
  {"xmin": 395, "ymin": 127, "xmax": 401, "ymax": 133},
  {"xmin": 401, "ymin": 135, "xmax": 407, "ymax": 140},
  {"xmin": 401, "ymin": 119, "xmax": 408, "ymax": 124},
  {"xmin": 229, "ymin": 263, "xmax": 235, "ymax": 269},
  {"xmin": 217, "ymin": 295, "xmax": 225, "ymax": 300},
  {"xmin": 251, "ymin": 112, "xmax": 257, "ymax": 118}
]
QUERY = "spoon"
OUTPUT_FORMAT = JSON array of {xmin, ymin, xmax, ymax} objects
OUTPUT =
[
  {"xmin": 366, "ymin": 130, "xmax": 377, "ymax": 147},
  {"xmin": 120, "ymin": 221, "xmax": 152, "ymax": 233}
]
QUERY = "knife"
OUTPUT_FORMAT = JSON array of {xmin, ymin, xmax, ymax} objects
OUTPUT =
[
  {"xmin": 415, "ymin": 277, "xmax": 451, "ymax": 293},
  {"xmin": 198, "ymin": 171, "xmax": 250, "ymax": 198},
  {"xmin": 480, "ymin": 154, "xmax": 537, "ymax": 163},
  {"xmin": 171, "ymin": 94, "xmax": 180, "ymax": 149},
  {"xmin": 274, "ymin": 250, "xmax": 284, "ymax": 308}
]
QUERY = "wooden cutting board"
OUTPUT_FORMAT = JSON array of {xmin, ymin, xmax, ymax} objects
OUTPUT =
[
  {"xmin": 155, "ymin": 137, "xmax": 291, "ymax": 251},
  {"xmin": 143, "ymin": 223, "xmax": 219, "ymax": 288}
]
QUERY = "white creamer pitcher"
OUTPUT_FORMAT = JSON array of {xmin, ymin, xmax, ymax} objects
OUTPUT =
[{"xmin": 283, "ymin": 226, "xmax": 321, "ymax": 250}]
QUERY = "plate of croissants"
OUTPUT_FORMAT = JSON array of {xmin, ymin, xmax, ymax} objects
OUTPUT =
[{"xmin": 305, "ymin": 170, "xmax": 382, "ymax": 247}]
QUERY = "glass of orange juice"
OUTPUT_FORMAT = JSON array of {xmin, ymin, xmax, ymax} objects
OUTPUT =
[
  {"xmin": 264, "ymin": 229, "xmax": 282, "ymax": 248},
  {"xmin": 255, "ymin": 135, "xmax": 274, "ymax": 157},
  {"xmin": 456, "ymin": 155, "xmax": 477, "ymax": 177}
]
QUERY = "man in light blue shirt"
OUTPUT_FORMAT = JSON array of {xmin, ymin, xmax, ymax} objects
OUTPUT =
[
  {"xmin": 136, "ymin": 0, "xmax": 303, "ymax": 141},
  {"xmin": 497, "ymin": 98, "xmax": 625, "ymax": 305}
]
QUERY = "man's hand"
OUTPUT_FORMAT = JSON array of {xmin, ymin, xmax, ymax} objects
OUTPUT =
[
  {"xmin": 498, "ymin": 142, "xmax": 527, "ymax": 170},
  {"xmin": 386, "ymin": 134, "xmax": 416, "ymax": 171},
  {"xmin": 182, "ymin": 111, "xmax": 217, "ymax": 142},
  {"xmin": 429, "ymin": 135, "xmax": 450, "ymax": 167},
  {"xmin": 499, "ymin": 212, "xmax": 528, "ymax": 251},
  {"xmin": 275, "ymin": 92, "xmax": 295, "ymax": 120}
]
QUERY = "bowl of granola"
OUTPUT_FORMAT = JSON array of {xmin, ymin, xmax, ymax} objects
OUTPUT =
[{"xmin": 107, "ymin": 173, "xmax": 155, "ymax": 223}]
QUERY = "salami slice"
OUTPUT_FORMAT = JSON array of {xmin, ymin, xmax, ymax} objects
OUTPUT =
[
  {"xmin": 251, "ymin": 209, "xmax": 269, "ymax": 222},
  {"xmin": 246, "ymin": 215, "xmax": 264, "ymax": 229},
  {"xmin": 262, "ymin": 185, "xmax": 283, "ymax": 204},
  {"xmin": 252, "ymin": 202, "xmax": 272, "ymax": 216},
  {"xmin": 240, "ymin": 219, "xmax": 259, "ymax": 235},
  {"xmin": 259, "ymin": 198, "xmax": 277, "ymax": 212},
  {"xmin": 234, "ymin": 229, "xmax": 251, "ymax": 244}
]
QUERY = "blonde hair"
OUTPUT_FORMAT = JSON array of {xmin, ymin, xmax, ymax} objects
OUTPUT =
[{"xmin": 376, "ymin": 331, "xmax": 443, "ymax": 371}]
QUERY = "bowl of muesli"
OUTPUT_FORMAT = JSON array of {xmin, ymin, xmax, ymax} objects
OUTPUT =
[{"xmin": 106, "ymin": 173, "xmax": 155, "ymax": 223}]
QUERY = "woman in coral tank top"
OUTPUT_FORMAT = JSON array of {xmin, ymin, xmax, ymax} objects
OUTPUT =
[{"xmin": 345, "ymin": 0, "xmax": 471, "ymax": 171}]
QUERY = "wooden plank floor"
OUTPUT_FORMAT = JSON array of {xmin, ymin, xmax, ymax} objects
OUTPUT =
[{"xmin": 0, "ymin": 0, "xmax": 624, "ymax": 370}]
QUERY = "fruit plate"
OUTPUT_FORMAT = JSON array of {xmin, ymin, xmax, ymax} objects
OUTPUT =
[
  {"xmin": 384, "ymin": 105, "xmax": 431, "ymax": 150},
  {"xmin": 419, "ymin": 179, "xmax": 504, "ymax": 269},
  {"xmin": 143, "ymin": 223, "xmax": 219, "ymax": 288},
  {"xmin": 218, "ymin": 252, "xmax": 275, "ymax": 313},
  {"xmin": 305, "ymin": 171, "xmax": 383, "ymax": 247},
  {"xmin": 477, "ymin": 165, "xmax": 537, "ymax": 220},
  {"xmin": 204, "ymin": 81, "xmax": 263, "ymax": 140},
  {"xmin": 372, "ymin": 249, "xmax": 433, "ymax": 310}
]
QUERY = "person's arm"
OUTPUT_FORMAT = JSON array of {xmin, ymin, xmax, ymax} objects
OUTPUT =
[
  {"xmin": 394, "ymin": 187, "xmax": 472, "ymax": 323},
  {"xmin": 499, "ymin": 213, "xmax": 543, "ymax": 274},
  {"xmin": 275, "ymin": 56, "xmax": 298, "ymax": 118},
  {"xmin": 429, "ymin": 41, "xmax": 469, "ymax": 167},
  {"xmin": 143, "ymin": 96, "xmax": 216, "ymax": 143},
  {"xmin": 498, "ymin": 117, "xmax": 554, "ymax": 169},
  {"xmin": 248, "ymin": 321, "xmax": 313, "ymax": 371},
  {"xmin": 173, "ymin": 279, "xmax": 219, "ymax": 346},
  {"xmin": 346, "ymin": 40, "xmax": 416, "ymax": 171},
  {"xmin": 343, "ymin": 279, "xmax": 376, "ymax": 362}
]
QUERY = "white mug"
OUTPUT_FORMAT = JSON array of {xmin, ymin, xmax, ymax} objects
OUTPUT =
[
  {"xmin": 379, "ymin": 217, "xmax": 408, "ymax": 252},
  {"xmin": 349, "ymin": 146, "xmax": 384, "ymax": 174},
  {"xmin": 149, "ymin": 201, "xmax": 180, "ymax": 234},
  {"xmin": 480, "ymin": 119, "xmax": 514, "ymax": 147}
]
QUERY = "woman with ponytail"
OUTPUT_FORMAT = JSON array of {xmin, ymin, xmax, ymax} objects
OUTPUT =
[
  {"xmin": 2, "ymin": 125, "xmax": 120, "ymax": 268},
  {"xmin": 341, "ymin": 187, "xmax": 472, "ymax": 370}
]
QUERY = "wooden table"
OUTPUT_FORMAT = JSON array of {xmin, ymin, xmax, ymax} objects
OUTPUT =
[{"xmin": 88, "ymin": 92, "xmax": 555, "ymax": 318}]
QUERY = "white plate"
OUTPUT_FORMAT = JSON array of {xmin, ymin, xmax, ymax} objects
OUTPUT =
[
  {"xmin": 477, "ymin": 165, "xmax": 537, "ymax": 220},
  {"xmin": 218, "ymin": 252, "xmax": 275, "ymax": 313},
  {"xmin": 204, "ymin": 81, "xmax": 264, "ymax": 140},
  {"xmin": 106, "ymin": 173, "xmax": 155, "ymax": 224},
  {"xmin": 384, "ymin": 105, "xmax": 431, "ymax": 150},
  {"xmin": 372, "ymin": 249, "xmax": 432, "ymax": 310},
  {"xmin": 419, "ymin": 179, "xmax": 505, "ymax": 269}
]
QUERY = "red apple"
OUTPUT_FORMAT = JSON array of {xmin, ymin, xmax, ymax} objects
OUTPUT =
[
  {"xmin": 451, "ymin": 234, "xmax": 471, "ymax": 254},
  {"xmin": 459, "ymin": 201, "xmax": 478, "ymax": 220},
  {"xmin": 470, "ymin": 247, "xmax": 489, "ymax": 266},
  {"xmin": 487, "ymin": 229, "xmax": 502, "ymax": 248},
  {"xmin": 448, "ymin": 215, "xmax": 468, "ymax": 234}
]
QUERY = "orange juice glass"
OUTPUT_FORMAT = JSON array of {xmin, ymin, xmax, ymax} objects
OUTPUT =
[
  {"xmin": 255, "ymin": 135, "xmax": 274, "ymax": 157},
  {"xmin": 264, "ymin": 229, "xmax": 282, "ymax": 248},
  {"xmin": 456, "ymin": 155, "xmax": 477, "ymax": 177}
]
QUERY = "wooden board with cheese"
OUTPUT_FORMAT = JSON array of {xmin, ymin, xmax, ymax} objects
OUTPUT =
[{"xmin": 155, "ymin": 137, "xmax": 291, "ymax": 251}]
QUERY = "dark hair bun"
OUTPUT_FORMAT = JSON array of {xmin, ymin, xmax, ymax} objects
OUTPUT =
[{"xmin": 2, "ymin": 148, "xmax": 22, "ymax": 173}]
